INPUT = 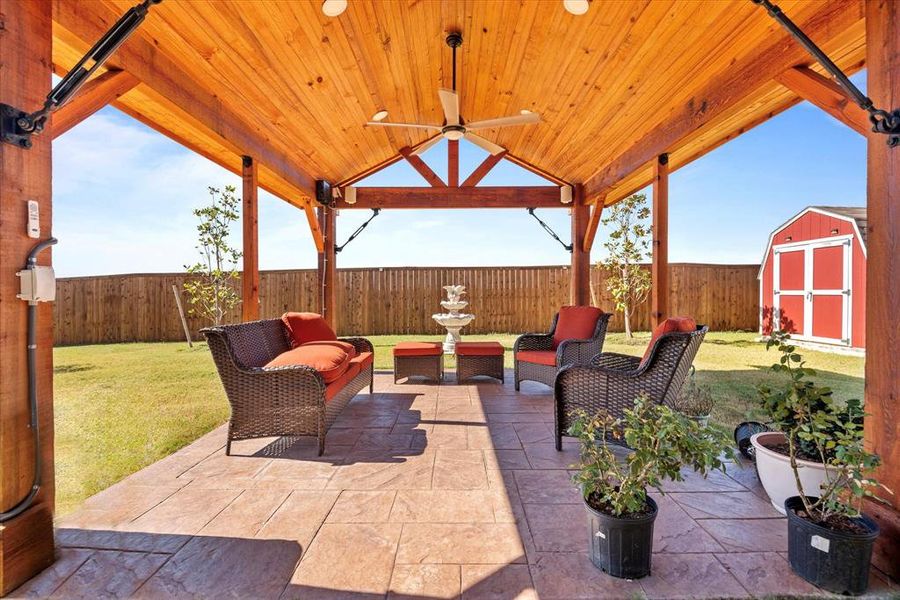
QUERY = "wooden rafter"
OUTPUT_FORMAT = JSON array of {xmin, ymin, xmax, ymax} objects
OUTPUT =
[
  {"xmin": 51, "ymin": 69, "xmax": 139, "ymax": 138},
  {"xmin": 335, "ymin": 186, "xmax": 562, "ymax": 210},
  {"xmin": 447, "ymin": 140, "xmax": 459, "ymax": 187},
  {"xmin": 583, "ymin": 202, "xmax": 604, "ymax": 253},
  {"xmin": 504, "ymin": 152, "xmax": 570, "ymax": 186},
  {"xmin": 399, "ymin": 146, "xmax": 445, "ymax": 187},
  {"xmin": 774, "ymin": 66, "xmax": 870, "ymax": 136},
  {"xmin": 461, "ymin": 151, "xmax": 508, "ymax": 187}
]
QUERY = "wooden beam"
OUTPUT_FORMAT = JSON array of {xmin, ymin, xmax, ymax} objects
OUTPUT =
[
  {"xmin": 774, "ymin": 66, "xmax": 870, "ymax": 136},
  {"xmin": 864, "ymin": 0, "xmax": 900, "ymax": 581},
  {"xmin": 651, "ymin": 154, "xmax": 669, "ymax": 328},
  {"xmin": 504, "ymin": 152, "xmax": 570, "ymax": 186},
  {"xmin": 448, "ymin": 140, "xmax": 459, "ymax": 187},
  {"xmin": 335, "ymin": 186, "xmax": 563, "ymax": 210},
  {"xmin": 51, "ymin": 69, "xmax": 138, "ymax": 139},
  {"xmin": 241, "ymin": 157, "xmax": 259, "ymax": 322},
  {"xmin": 399, "ymin": 147, "xmax": 445, "ymax": 188},
  {"xmin": 320, "ymin": 207, "xmax": 337, "ymax": 331},
  {"xmin": 570, "ymin": 185, "xmax": 591, "ymax": 306},
  {"xmin": 582, "ymin": 0, "xmax": 863, "ymax": 201},
  {"xmin": 583, "ymin": 202, "xmax": 604, "ymax": 253},
  {"xmin": 0, "ymin": 0, "xmax": 56, "ymax": 594},
  {"xmin": 461, "ymin": 151, "xmax": 508, "ymax": 187}
]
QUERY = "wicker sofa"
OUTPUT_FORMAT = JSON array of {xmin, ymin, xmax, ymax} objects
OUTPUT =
[
  {"xmin": 554, "ymin": 320, "xmax": 708, "ymax": 450},
  {"xmin": 203, "ymin": 314, "xmax": 374, "ymax": 456},
  {"xmin": 513, "ymin": 306, "xmax": 611, "ymax": 390}
]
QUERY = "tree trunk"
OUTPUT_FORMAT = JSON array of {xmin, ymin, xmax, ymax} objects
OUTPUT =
[{"xmin": 624, "ymin": 304, "xmax": 633, "ymax": 338}]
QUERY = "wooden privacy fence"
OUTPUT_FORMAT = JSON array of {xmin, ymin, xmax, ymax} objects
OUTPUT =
[{"xmin": 53, "ymin": 264, "xmax": 759, "ymax": 346}]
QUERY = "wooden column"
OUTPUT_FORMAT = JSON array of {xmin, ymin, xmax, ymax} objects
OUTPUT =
[
  {"xmin": 864, "ymin": 0, "xmax": 900, "ymax": 580},
  {"xmin": 0, "ymin": 0, "xmax": 56, "ymax": 594},
  {"xmin": 316, "ymin": 207, "xmax": 325, "ymax": 315},
  {"xmin": 651, "ymin": 154, "xmax": 669, "ymax": 328},
  {"xmin": 570, "ymin": 185, "xmax": 591, "ymax": 306},
  {"xmin": 241, "ymin": 156, "xmax": 259, "ymax": 322},
  {"xmin": 320, "ymin": 206, "xmax": 337, "ymax": 331},
  {"xmin": 448, "ymin": 140, "xmax": 459, "ymax": 187}
]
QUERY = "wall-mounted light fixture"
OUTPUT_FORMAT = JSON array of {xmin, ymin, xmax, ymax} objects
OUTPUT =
[
  {"xmin": 371, "ymin": 109, "xmax": 389, "ymax": 122},
  {"xmin": 563, "ymin": 0, "xmax": 590, "ymax": 16},
  {"xmin": 322, "ymin": 0, "xmax": 347, "ymax": 17}
]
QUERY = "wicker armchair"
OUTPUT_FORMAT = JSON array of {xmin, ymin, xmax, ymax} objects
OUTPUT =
[
  {"xmin": 514, "ymin": 308, "xmax": 611, "ymax": 390},
  {"xmin": 202, "ymin": 319, "xmax": 374, "ymax": 456},
  {"xmin": 553, "ymin": 325, "xmax": 708, "ymax": 450}
]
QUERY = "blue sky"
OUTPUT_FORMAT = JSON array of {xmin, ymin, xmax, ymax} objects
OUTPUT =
[{"xmin": 51, "ymin": 74, "xmax": 866, "ymax": 277}]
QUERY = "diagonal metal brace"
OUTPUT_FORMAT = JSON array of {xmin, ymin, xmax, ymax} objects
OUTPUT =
[
  {"xmin": 527, "ymin": 208, "xmax": 572, "ymax": 252},
  {"xmin": 335, "ymin": 209, "xmax": 381, "ymax": 253}
]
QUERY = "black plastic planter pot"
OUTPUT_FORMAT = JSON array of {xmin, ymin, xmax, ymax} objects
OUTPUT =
[
  {"xmin": 584, "ymin": 495, "xmax": 658, "ymax": 579},
  {"xmin": 785, "ymin": 496, "xmax": 880, "ymax": 596},
  {"xmin": 733, "ymin": 421, "xmax": 768, "ymax": 461}
]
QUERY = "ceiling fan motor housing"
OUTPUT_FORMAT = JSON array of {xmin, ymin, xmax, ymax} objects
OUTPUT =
[{"xmin": 445, "ymin": 32, "xmax": 463, "ymax": 48}]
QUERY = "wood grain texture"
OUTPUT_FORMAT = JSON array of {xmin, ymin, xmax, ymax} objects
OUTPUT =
[
  {"xmin": 0, "ymin": 0, "xmax": 56, "ymax": 593},
  {"xmin": 321, "ymin": 208, "xmax": 337, "ymax": 330},
  {"xmin": 336, "ymin": 187, "xmax": 562, "ymax": 210},
  {"xmin": 651, "ymin": 155, "xmax": 669, "ymax": 328},
  {"xmin": 241, "ymin": 157, "xmax": 259, "ymax": 322},
  {"xmin": 447, "ymin": 140, "xmax": 459, "ymax": 187},
  {"xmin": 583, "ymin": 203, "xmax": 603, "ymax": 253},
  {"xmin": 461, "ymin": 151, "xmax": 507, "ymax": 187},
  {"xmin": 400, "ymin": 147, "xmax": 446, "ymax": 188},
  {"xmin": 570, "ymin": 186, "xmax": 591, "ymax": 305},
  {"xmin": 50, "ymin": 69, "xmax": 139, "ymax": 138},
  {"xmin": 774, "ymin": 66, "xmax": 870, "ymax": 136}
]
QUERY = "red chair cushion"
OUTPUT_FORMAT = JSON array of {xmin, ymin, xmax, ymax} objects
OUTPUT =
[
  {"xmin": 455, "ymin": 341, "xmax": 505, "ymax": 356},
  {"xmin": 552, "ymin": 306, "xmax": 603, "ymax": 349},
  {"xmin": 350, "ymin": 351, "xmax": 374, "ymax": 370},
  {"xmin": 281, "ymin": 312, "xmax": 337, "ymax": 347},
  {"xmin": 301, "ymin": 340, "xmax": 358, "ymax": 359},
  {"xmin": 265, "ymin": 345, "xmax": 349, "ymax": 383},
  {"xmin": 393, "ymin": 342, "xmax": 443, "ymax": 357},
  {"xmin": 641, "ymin": 317, "xmax": 698, "ymax": 363},
  {"xmin": 325, "ymin": 363, "xmax": 362, "ymax": 401},
  {"xmin": 515, "ymin": 350, "xmax": 557, "ymax": 367}
]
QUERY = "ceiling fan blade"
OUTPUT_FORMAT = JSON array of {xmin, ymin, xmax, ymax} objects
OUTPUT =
[
  {"xmin": 438, "ymin": 88, "xmax": 460, "ymax": 126},
  {"xmin": 465, "ymin": 112, "xmax": 541, "ymax": 131},
  {"xmin": 464, "ymin": 132, "xmax": 505, "ymax": 156},
  {"xmin": 411, "ymin": 135, "xmax": 444, "ymax": 156},
  {"xmin": 366, "ymin": 121, "xmax": 442, "ymax": 131}
]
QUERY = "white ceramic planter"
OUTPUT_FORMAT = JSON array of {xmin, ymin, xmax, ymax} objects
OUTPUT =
[{"xmin": 751, "ymin": 431, "xmax": 832, "ymax": 515}]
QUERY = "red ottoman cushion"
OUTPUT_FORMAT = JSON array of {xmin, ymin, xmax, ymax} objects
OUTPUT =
[
  {"xmin": 393, "ymin": 342, "xmax": 443, "ymax": 357},
  {"xmin": 456, "ymin": 341, "xmax": 505, "ymax": 356}
]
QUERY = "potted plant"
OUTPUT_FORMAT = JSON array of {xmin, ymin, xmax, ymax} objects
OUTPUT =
[
  {"xmin": 568, "ymin": 395, "xmax": 732, "ymax": 579},
  {"xmin": 754, "ymin": 332, "xmax": 890, "ymax": 595},
  {"xmin": 671, "ymin": 367, "xmax": 714, "ymax": 427}
]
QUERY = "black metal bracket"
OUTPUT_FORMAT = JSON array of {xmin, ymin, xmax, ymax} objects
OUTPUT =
[
  {"xmin": 752, "ymin": 0, "xmax": 900, "ymax": 147},
  {"xmin": 335, "ymin": 209, "xmax": 381, "ymax": 253},
  {"xmin": 526, "ymin": 208, "xmax": 572, "ymax": 252},
  {"xmin": 0, "ymin": 104, "xmax": 34, "ymax": 149}
]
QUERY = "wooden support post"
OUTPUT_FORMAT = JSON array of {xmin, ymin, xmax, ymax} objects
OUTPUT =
[
  {"xmin": 583, "ymin": 201, "xmax": 604, "ymax": 253},
  {"xmin": 448, "ymin": 140, "xmax": 459, "ymax": 187},
  {"xmin": 320, "ymin": 207, "xmax": 337, "ymax": 331},
  {"xmin": 774, "ymin": 67, "xmax": 870, "ymax": 136},
  {"xmin": 651, "ymin": 154, "xmax": 669, "ymax": 328},
  {"xmin": 0, "ymin": 0, "xmax": 56, "ymax": 594},
  {"xmin": 863, "ymin": 0, "xmax": 900, "ymax": 580},
  {"xmin": 570, "ymin": 185, "xmax": 591, "ymax": 306},
  {"xmin": 241, "ymin": 156, "xmax": 259, "ymax": 322},
  {"xmin": 316, "ymin": 207, "xmax": 325, "ymax": 315}
]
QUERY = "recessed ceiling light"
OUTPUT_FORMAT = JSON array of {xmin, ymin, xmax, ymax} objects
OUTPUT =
[
  {"xmin": 563, "ymin": 0, "xmax": 590, "ymax": 15},
  {"xmin": 322, "ymin": 0, "xmax": 347, "ymax": 17},
  {"xmin": 371, "ymin": 109, "xmax": 389, "ymax": 122},
  {"xmin": 520, "ymin": 109, "xmax": 533, "ymax": 115}
]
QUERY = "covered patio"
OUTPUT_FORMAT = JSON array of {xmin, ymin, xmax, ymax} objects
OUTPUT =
[{"xmin": 0, "ymin": 0, "xmax": 897, "ymax": 597}]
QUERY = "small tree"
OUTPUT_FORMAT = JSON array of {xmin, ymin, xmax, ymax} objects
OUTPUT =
[
  {"xmin": 183, "ymin": 185, "xmax": 242, "ymax": 327},
  {"xmin": 600, "ymin": 193, "xmax": 652, "ymax": 338}
]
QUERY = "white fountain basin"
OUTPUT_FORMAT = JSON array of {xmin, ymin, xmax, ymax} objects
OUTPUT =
[
  {"xmin": 432, "ymin": 313, "xmax": 475, "ymax": 328},
  {"xmin": 440, "ymin": 300, "xmax": 469, "ymax": 312}
]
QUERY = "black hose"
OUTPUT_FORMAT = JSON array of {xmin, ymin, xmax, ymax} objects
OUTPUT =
[{"xmin": 0, "ymin": 237, "xmax": 57, "ymax": 523}]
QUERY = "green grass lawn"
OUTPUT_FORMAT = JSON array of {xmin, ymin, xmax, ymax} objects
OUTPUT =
[{"xmin": 53, "ymin": 332, "xmax": 863, "ymax": 515}]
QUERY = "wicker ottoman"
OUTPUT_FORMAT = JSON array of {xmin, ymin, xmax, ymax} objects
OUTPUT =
[
  {"xmin": 455, "ymin": 341, "xmax": 505, "ymax": 383},
  {"xmin": 393, "ymin": 342, "xmax": 444, "ymax": 383}
]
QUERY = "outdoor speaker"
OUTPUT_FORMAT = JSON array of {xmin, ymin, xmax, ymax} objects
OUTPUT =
[{"xmin": 315, "ymin": 180, "xmax": 332, "ymax": 206}]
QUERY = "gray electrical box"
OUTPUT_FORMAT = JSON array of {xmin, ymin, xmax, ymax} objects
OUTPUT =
[{"xmin": 17, "ymin": 266, "xmax": 56, "ymax": 303}]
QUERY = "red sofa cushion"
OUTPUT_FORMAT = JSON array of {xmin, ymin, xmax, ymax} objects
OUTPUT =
[
  {"xmin": 515, "ymin": 350, "xmax": 557, "ymax": 367},
  {"xmin": 393, "ymin": 342, "xmax": 443, "ymax": 357},
  {"xmin": 641, "ymin": 316, "xmax": 697, "ymax": 363},
  {"xmin": 552, "ymin": 306, "xmax": 603, "ymax": 349},
  {"xmin": 281, "ymin": 312, "xmax": 337, "ymax": 347},
  {"xmin": 325, "ymin": 363, "xmax": 362, "ymax": 401},
  {"xmin": 350, "ymin": 351, "xmax": 374, "ymax": 370},
  {"xmin": 301, "ymin": 340, "xmax": 357, "ymax": 359},
  {"xmin": 456, "ymin": 341, "xmax": 505, "ymax": 356},
  {"xmin": 264, "ymin": 344, "xmax": 349, "ymax": 383}
]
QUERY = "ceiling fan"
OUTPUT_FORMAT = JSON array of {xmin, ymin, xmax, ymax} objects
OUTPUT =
[{"xmin": 366, "ymin": 32, "xmax": 540, "ymax": 156}]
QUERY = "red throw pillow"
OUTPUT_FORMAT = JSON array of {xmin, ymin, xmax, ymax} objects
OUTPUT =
[
  {"xmin": 552, "ymin": 306, "xmax": 603, "ymax": 349},
  {"xmin": 642, "ymin": 317, "xmax": 697, "ymax": 363},
  {"xmin": 265, "ymin": 344, "xmax": 349, "ymax": 383},
  {"xmin": 281, "ymin": 312, "xmax": 337, "ymax": 347}
]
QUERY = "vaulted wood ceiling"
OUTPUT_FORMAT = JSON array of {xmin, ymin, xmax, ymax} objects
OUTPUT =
[{"xmin": 51, "ymin": 0, "xmax": 866, "ymax": 208}]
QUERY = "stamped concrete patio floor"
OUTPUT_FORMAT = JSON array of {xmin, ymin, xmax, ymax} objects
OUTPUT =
[{"xmin": 14, "ymin": 373, "xmax": 898, "ymax": 599}]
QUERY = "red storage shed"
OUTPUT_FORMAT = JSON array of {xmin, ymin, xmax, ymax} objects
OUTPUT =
[{"xmin": 759, "ymin": 206, "xmax": 867, "ymax": 351}]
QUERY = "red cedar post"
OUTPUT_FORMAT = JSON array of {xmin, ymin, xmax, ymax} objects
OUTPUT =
[
  {"xmin": 448, "ymin": 140, "xmax": 459, "ymax": 187},
  {"xmin": 651, "ymin": 154, "xmax": 669, "ymax": 328},
  {"xmin": 864, "ymin": 0, "xmax": 900, "ymax": 580},
  {"xmin": 316, "ymin": 207, "xmax": 325, "ymax": 315},
  {"xmin": 241, "ymin": 156, "xmax": 259, "ymax": 322},
  {"xmin": 0, "ymin": 0, "xmax": 56, "ymax": 593},
  {"xmin": 321, "ymin": 207, "xmax": 337, "ymax": 331},
  {"xmin": 570, "ymin": 185, "xmax": 591, "ymax": 305}
]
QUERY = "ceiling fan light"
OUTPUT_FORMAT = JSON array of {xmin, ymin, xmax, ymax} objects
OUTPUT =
[
  {"xmin": 563, "ymin": 0, "xmax": 590, "ymax": 15},
  {"xmin": 520, "ymin": 109, "xmax": 533, "ymax": 115},
  {"xmin": 442, "ymin": 129, "xmax": 465, "ymax": 141},
  {"xmin": 371, "ymin": 109, "xmax": 389, "ymax": 121},
  {"xmin": 321, "ymin": 0, "xmax": 347, "ymax": 17}
]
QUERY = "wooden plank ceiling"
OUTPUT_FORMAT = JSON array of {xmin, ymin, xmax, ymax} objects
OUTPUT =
[{"xmin": 51, "ymin": 0, "xmax": 866, "ymax": 209}]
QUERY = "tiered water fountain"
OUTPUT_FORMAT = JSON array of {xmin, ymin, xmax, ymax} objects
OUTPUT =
[{"xmin": 432, "ymin": 285, "xmax": 475, "ymax": 354}]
